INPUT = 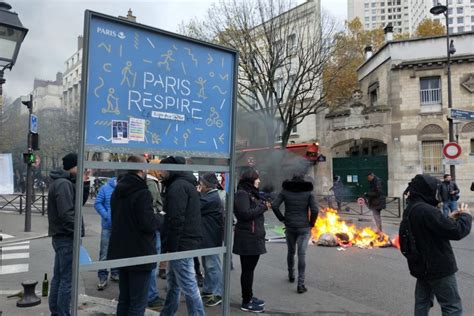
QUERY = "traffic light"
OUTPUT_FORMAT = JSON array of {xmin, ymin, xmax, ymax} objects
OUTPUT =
[{"xmin": 23, "ymin": 152, "xmax": 35, "ymax": 164}]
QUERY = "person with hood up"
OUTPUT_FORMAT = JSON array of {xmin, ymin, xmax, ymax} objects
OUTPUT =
[
  {"xmin": 94, "ymin": 177, "xmax": 119, "ymax": 290},
  {"xmin": 233, "ymin": 167, "xmax": 271, "ymax": 313},
  {"xmin": 159, "ymin": 156, "xmax": 204, "ymax": 316},
  {"xmin": 107, "ymin": 155, "xmax": 161, "ymax": 316},
  {"xmin": 272, "ymin": 171, "xmax": 319, "ymax": 294},
  {"xmin": 47, "ymin": 153, "xmax": 90, "ymax": 316},
  {"xmin": 366, "ymin": 172, "xmax": 386, "ymax": 234},
  {"xmin": 198, "ymin": 172, "xmax": 225, "ymax": 307},
  {"xmin": 401, "ymin": 174, "xmax": 472, "ymax": 315}
]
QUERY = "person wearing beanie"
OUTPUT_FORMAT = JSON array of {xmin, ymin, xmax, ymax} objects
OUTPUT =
[
  {"xmin": 159, "ymin": 156, "xmax": 205, "ymax": 316},
  {"xmin": 47, "ymin": 152, "xmax": 90, "ymax": 316},
  {"xmin": 198, "ymin": 172, "xmax": 224, "ymax": 307},
  {"xmin": 401, "ymin": 174, "xmax": 472, "ymax": 315}
]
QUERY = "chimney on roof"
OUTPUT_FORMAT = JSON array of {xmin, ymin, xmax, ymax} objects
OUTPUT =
[
  {"xmin": 364, "ymin": 45, "xmax": 373, "ymax": 60},
  {"xmin": 77, "ymin": 35, "xmax": 83, "ymax": 50},
  {"xmin": 126, "ymin": 8, "xmax": 136, "ymax": 22},
  {"xmin": 384, "ymin": 23, "xmax": 394, "ymax": 42}
]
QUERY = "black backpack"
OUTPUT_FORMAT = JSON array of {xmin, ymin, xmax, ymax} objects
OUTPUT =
[{"xmin": 399, "ymin": 203, "xmax": 423, "ymax": 263}]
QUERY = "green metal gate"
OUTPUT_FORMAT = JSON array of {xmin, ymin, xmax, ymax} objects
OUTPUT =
[{"xmin": 332, "ymin": 156, "xmax": 388, "ymax": 198}]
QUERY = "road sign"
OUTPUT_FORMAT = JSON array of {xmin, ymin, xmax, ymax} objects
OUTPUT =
[
  {"xmin": 30, "ymin": 114, "xmax": 38, "ymax": 134},
  {"xmin": 443, "ymin": 142, "xmax": 461, "ymax": 159},
  {"xmin": 442, "ymin": 158, "xmax": 463, "ymax": 165},
  {"xmin": 357, "ymin": 197, "xmax": 365, "ymax": 206},
  {"xmin": 449, "ymin": 109, "xmax": 474, "ymax": 121},
  {"xmin": 84, "ymin": 13, "xmax": 236, "ymax": 158}
]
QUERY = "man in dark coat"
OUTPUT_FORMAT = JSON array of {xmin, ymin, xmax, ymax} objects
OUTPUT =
[
  {"xmin": 272, "ymin": 173, "xmax": 318, "ymax": 294},
  {"xmin": 401, "ymin": 174, "xmax": 471, "ymax": 315},
  {"xmin": 107, "ymin": 155, "xmax": 160, "ymax": 316},
  {"xmin": 159, "ymin": 156, "xmax": 204, "ymax": 316},
  {"xmin": 47, "ymin": 153, "xmax": 90, "ymax": 316},
  {"xmin": 439, "ymin": 174, "xmax": 460, "ymax": 217},
  {"xmin": 366, "ymin": 172, "xmax": 386, "ymax": 233},
  {"xmin": 198, "ymin": 172, "xmax": 224, "ymax": 307}
]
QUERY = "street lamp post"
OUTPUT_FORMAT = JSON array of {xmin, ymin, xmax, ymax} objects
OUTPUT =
[{"xmin": 430, "ymin": 1, "xmax": 456, "ymax": 180}]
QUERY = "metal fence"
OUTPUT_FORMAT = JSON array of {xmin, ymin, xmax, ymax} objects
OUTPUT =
[
  {"xmin": 316, "ymin": 194, "xmax": 401, "ymax": 218},
  {"xmin": 0, "ymin": 193, "xmax": 48, "ymax": 215}
]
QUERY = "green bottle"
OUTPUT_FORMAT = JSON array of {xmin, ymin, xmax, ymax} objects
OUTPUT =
[{"xmin": 42, "ymin": 273, "xmax": 49, "ymax": 297}]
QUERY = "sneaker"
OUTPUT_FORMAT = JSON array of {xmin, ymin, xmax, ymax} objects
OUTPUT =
[
  {"xmin": 205, "ymin": 295, "xmax": 222, "ymax": 307},
  {"xmin": 288, "ymin": 271, "xmax": 295, "ymax": 283},
  {"xmin": 241, "ymin": 301, "xmax": 264, "ymax": 313},
  {"xmin": 158, "ymin": 269, "xmax": 167, "ymax": 280},
  {"xmin": 97, "ymin": 280, "xmax": 107, "ymax": 291},
  {"xmin": 251, "ymin": 297, "xmax": 265, "ymax": 307},
  {"xmin": 297, "ymin": 284, "xmax": 308, "ymax": 294},
  {"xmin": 201, "ymin": 292, "xmax": 213, "ymax": 299},
  {"xmin": 147, "ymin": 297, "xmax": 165, "ymax": 309},
  {"xmin": 110, "ymin": 274, "xmax": 120, "ymax": 282}
]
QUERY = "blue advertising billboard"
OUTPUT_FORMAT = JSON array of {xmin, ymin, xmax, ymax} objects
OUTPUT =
[{"xmin": 84, "ymin": 13, "xmax": 236, "ymax": 157}]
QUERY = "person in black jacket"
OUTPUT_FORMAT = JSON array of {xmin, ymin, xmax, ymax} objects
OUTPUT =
[
  {"xmin": 107, "ymin": 155, "xmax": 160, "ymax": 316},
  {"xmin": 439, "ymin": 174, "xmax": 460, "ymax": 217},
  {"xmin": 47, "ymin": 153, "xmax": 90, "ymax": 316},
  {"xmin": 366, "ymin": 172, "xmax": 386, "ymax": 233},
  {"xmin": 272, "ymin": 173, "xmax": 318, "ymax": 294},
  {"xmin": 159, "ymin": 156, "xmax": 205, "ymax": 316},
  {"xmin": 233, "ymin": 167, "xmax": 271, "ymax": 313},
  {"xmin": 402, "ymin": 174, "xmax": 472, "ymax": 315},
  {"xmin": 198, "ymin": 172, "xmax": 224, "ymax": 307}
]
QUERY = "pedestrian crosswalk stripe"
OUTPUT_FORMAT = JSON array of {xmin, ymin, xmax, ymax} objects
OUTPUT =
[
  {"xmin": 0, "ymin": 263, "xmax": 29, "ymax": 275},
  {"xmin": 1, "ymin": 253, "xmax": 29, "ymax": 260},
  {"xmin": 0, "ymin": 233, "xmax": 14, "ymax": 239},
  {"xmin": 2, "ymin": 245, "xmax": 30, "ymax": 251}
]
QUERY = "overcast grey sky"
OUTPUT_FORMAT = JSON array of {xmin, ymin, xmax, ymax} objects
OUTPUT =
[{"xmin": 3, "ymin": 0, "xmax": 346, "ymax": 100}]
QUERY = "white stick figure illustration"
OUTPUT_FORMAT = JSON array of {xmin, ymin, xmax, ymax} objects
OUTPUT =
[
  {"xmin": 158, "ymin": 50, "xmax": 175, "ymax": 71},
  {"xmin": 206, "ymin": 107, "xmax": 223, "ymax": 128},
  {"xmin": 102, "ymin": 88, "xmax": 120, "ymax": 115},
  {"xmin": 196, "ymin": 77, "xmax": 208, "ymax": 100},
  {"xmin": 120, "ymin": 61, "xmax": 137, "ymax": 88}
]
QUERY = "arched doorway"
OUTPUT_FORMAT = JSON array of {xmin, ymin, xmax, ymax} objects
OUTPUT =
[{"xmin": 332, "ymin": 139, "xmax": 388, "ymax": 197}]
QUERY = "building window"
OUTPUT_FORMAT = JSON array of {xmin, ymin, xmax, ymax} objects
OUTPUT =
[
  {"xmin": 457, "ymin": 7, "xmax": 463, "ymax": 14},
  {"xmin": 287, "ymin": 34, "xmax": 296, "ymax": 53},
  {"xmin": 449, "ymin": 27, "xmax": 454, "ymax": 33},
  {"xmin": 457, "ymin": 17, "xmax": 464, "ymax": 24},
  {"xmin": 422, "ymin": 141, "xmax": 444, "ymax": 174},
  {"xmin": 365, "ymin": 3, "xmax": 369, "ymax": 8},
  {"xmin": 458, "ymin": 26, "xmax": 464, "ymax": 32},
  {"xmin": 448, "ymin": 17, "xmax": 453, "ymax": 24},
  {"xmin": 369, "ymin": 82, "xmax": 379, "ymax": 107},
  {"xmin": 470, "ymin": 139, "xmax": 474, "ymax": 154},
  {"xmin": 472, "ymin": 16, "xmax": 474, "ymax": 22},
  {"xmin": 420, "ymin": 77, "xmax": 441, "ymax": 105}
]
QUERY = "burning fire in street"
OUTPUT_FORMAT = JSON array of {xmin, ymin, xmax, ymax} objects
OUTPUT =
[{"xmin": 311, "ymin": 208, "xmax": 392, "ymax": 248}]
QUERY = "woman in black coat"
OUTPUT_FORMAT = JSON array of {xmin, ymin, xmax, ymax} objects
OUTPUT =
[
  {"xmin": 272, "ymin": 173, "xmax": 318, "ymax": 294},
  {"xmin": 233, "ymin": 167, "xmax": 271, "ymax": 313}
]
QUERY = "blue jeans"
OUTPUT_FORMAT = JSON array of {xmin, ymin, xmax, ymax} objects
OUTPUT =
[
  {"xmin": 117, "ymin": 269, "xmax": 151, "ymax": 316},
  {"xmin": 202, "ymin": 254, "xmax": 223, "ymax": 296},
  {"xmin": 415, "ymin": 274, "xmax": 462, "ymax": 316},
  {"xmin": 148, "ymin": 231, "xmax": 161, "ymax": 303},
  {"xmin": 161, "ymin": 258, "xmax": 205, "ymax": 316},
  {"xmin": 49, "ymin": 237, "xmax": 73, "ymax": 316},
  {"xmin": 442, "ymin": 201, "xmax": 457, "ymax": 217},
  {"xmin": 285, "ymin": 227, "xmax": 311, "ymax": 286},
  {"xmin": 98, "ymin": 228, "xmax": 119, "ymax": 281}
]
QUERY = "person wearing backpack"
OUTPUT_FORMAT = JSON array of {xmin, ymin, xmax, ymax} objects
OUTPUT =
[{"xmin": 400, "ymin": 174, "xmax": 472, "ymax": 316}]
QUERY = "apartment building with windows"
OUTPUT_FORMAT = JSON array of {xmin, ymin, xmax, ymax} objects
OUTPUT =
[
  {"xmin": 62, "ymin": 36, "xmax": 83, "ymax": 113},
  {"xmin": 348, "ymin": 0, "xmax": 474, "ymax": 34},
  {"xmin": 321, "ymin": 31, "xmax": 474, "ymax": 198}
]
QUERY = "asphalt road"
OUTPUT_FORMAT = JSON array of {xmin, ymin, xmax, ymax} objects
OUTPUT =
[{"xmin": 1, "ymin": 205, "xmax": 473, "ymax": 315}]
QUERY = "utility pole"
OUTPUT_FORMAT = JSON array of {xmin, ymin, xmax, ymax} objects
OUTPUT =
[{"xmin": 22, "ymin": 95, "xmax": 34, "ymax": 232}]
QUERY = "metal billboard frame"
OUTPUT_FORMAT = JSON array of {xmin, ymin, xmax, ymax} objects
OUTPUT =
[{"xmin": 71, "ymin": 10, "xmax": 238, "ymax": 315}]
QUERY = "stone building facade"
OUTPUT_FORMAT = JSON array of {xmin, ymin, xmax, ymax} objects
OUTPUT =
[{"xmin": 319, "ymin": 31, "xmax": 474, "ymax": 199}]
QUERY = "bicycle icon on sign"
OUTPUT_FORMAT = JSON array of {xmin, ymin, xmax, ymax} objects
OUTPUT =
[{"xmin": 206, "ymin": 107, "xmax": 223, "ymax": 128}]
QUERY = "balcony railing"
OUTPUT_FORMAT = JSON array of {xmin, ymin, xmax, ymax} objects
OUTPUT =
[{"xmin": 420, "ymin": 88, "xmax": 441, "ymax": 105}]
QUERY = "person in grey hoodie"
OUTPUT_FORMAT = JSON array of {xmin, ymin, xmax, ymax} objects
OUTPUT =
[
  {"xmin": 94, "ymin": 177, "xmax": 119, "ymax": 290},
  {"xmin": 47, "ymin": 153, "xmax": 90, "ymax": 316}
]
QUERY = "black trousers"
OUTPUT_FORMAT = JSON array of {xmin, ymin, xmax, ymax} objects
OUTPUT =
[{"xmin": 239, "ymin": 255, "xmax": 260, "ymax": 304}]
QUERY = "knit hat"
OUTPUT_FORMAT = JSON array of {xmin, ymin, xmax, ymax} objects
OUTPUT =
[
  {"xmin": 62, "ymin": 153, "xmax": 78, "ymax": 171},
  {"xmin": 199, "ymin": 172, "xmax": 219, "ymax": 189},
  {"xmin": 160, "ymin": 156, "xmax": 186, "ymax": 164}
]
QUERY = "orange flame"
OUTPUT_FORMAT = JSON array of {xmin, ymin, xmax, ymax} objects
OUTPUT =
[{"xmin": 311, "ymin": 208, "xmax": 391, "ymax": 248}]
